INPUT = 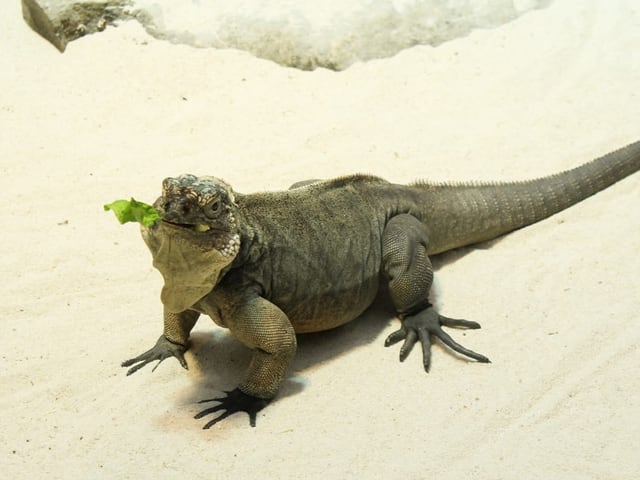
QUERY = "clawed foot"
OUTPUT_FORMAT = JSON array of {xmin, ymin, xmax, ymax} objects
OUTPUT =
[
  {"xmin": 385, "ymin": 307, "xmax": 490, "ymax": 371},
  {"xmin": 121, "ymin": 335, "xmax": 188, "ymax": 375},
  {"xmin": 195, "ymin": 388, "xmax": 270, "ymax": 428}
]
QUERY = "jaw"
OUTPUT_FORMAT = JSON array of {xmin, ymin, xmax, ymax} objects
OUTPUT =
[
  {"xmin": 148, "ymin": 219, "xmax": 240, "ymax": 253},
  {"xmin": 162, "ymin": 220, "xmax": 211, "ymax": 231},
  {"xmin": 160, "ymin": 219, "xmax": 215, "ymax": 234}
]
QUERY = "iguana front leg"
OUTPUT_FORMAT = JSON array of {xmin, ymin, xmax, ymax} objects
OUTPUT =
[
  {"xmin": 195, "ymin": 293, "xmax": 297, "ymax": 428},
  {"xmin": 122, "ymin": 308, "xmax": 199, "ymax": 375},
  {"xmin": 382, "ymin": 214, "xmax": 490, "ymax": 371}
]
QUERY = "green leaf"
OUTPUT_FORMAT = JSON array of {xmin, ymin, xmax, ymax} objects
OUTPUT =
[{"xmin": 104, "ymin": 198, "xmax": 160, "ymax": 227}]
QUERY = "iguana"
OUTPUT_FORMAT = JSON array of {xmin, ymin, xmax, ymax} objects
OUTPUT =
[{"xmin": 122, "ymin": 140, "xmax": 640, "ymax": 428}]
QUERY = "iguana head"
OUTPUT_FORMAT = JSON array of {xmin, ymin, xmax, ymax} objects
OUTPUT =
[
  {"xmin": 153, "ymin": 174, "xmax": 239, "ymax": 250},
  {"xmin": 141, "ymin": 174, "xmax": 241, "ymax": 312}
]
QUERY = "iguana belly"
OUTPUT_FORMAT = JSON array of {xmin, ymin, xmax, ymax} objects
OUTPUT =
[{"xmin": 280, "ymin": 276, "xmax": 380, "ymax": 333}]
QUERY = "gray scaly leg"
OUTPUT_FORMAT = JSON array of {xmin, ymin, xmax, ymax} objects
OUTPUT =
[{"xmin": 381, "ymin": 214, "xmax": 490, "ymax": 371}]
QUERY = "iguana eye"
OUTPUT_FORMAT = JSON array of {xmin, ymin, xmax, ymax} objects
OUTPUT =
[{"xmin": 204, "ymin": 199, "xmax": 221, "ymax": 218}]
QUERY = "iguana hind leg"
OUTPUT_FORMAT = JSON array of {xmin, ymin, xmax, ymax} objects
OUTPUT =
[{"xmin": 381, "ymin": 214, "xmax": 490, "ymax": 371}]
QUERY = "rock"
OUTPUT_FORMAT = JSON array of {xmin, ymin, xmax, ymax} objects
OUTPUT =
[{"xmin": 21, "ymin": 0, "xmax": 131, "ymax": 51}]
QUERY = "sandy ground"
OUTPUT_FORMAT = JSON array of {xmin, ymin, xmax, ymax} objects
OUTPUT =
[{"xmin": 1, "ymin": 1, "xmax": 639, "ymax": 479}]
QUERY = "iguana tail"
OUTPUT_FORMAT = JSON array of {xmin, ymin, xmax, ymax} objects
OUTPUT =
[{"xmin": 415, "ymin": 140, "xmax": 640, "ymax": 254}]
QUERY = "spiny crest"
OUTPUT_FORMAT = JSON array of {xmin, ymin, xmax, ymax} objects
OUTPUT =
[
  {"xmin": 323, "ymin": 173, "xmax": 387, "ymax": 189},
  {"xmin": 410, "ymin": 176, "xmax": 554, "ymax": 190},
  {"xmin": 409, "ymin": 156, "xmax": 611, "ymax": 190}
]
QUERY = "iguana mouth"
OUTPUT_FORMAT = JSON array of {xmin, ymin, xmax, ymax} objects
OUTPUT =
[{"xmin": 162, "ymin": 220, "xmax": 211, "ymax": 232}]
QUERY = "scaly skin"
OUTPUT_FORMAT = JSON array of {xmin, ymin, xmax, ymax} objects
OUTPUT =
[{"xmin": 122, "ymin": 140, "xmax": 640, "ymax": 428}]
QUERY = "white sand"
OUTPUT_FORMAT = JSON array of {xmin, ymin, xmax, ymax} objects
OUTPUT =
[{"xmin": 1, "ymin": 1, "xmax": 639, "ymax": 478}]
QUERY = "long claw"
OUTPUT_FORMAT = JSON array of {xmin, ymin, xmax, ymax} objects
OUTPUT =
[
  {"xmin": 203, "ymin": 410, "xmax": 234, "ymax": 429},
  {"xmin": 151, "ymin": 358, "xmax": 167, "ymax": 373},
  {"xmin": 125, "ymin": 361, "xmax": 152, "ymax": 376},
  {"xmin": 399, "ymin": 329, "xmax": 418, "ymax": 362},
  {"xmin": 439, "ymin": 318, "xmax": 482, "ymax": 329},
  {"xmin": 386, "ymin": 306, "xmax": 490, "ymax": 370},
  {"xmin": 417, "ymin": 328, "xmax": 432, "ymax": 372},
  {"xmin": 195, "ymin": 389, "xmax": 270, "ymax": 428},
  {"xmin": 194, "ymin": 399, "xmax": 235, "ymax": 429},
  {"xmin": 121, "ymin": 335, "xmax": 188, "ymax": 375},
  {"xmin": 432, "ymin": 326, "xmax": 491, "ymax": 363},
  {"xmin": 384, "ymin": 328, "xmax": 406, "ymax": 347}
]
